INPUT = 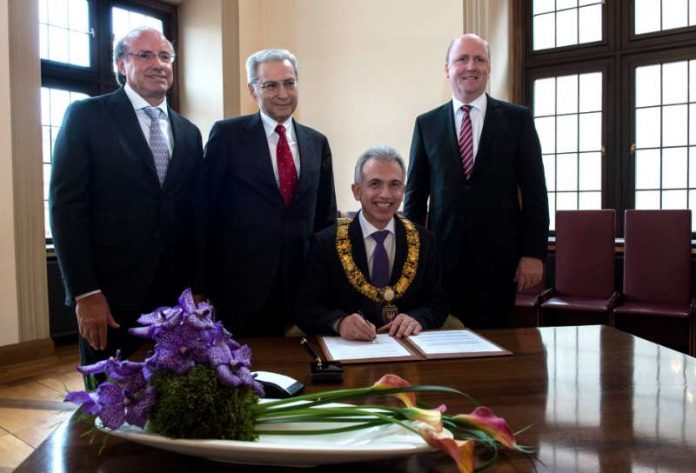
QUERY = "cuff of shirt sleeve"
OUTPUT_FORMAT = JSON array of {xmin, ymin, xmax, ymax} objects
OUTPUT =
[{"xmin": 75, "ymin": 289, "xmax": 102, "ymax": 301}]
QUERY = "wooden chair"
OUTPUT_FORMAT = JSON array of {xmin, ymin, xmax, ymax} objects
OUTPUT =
[
  {"xmin": 612, "ymin": 210, "xmax": 695, "ymax": 355},
  {"xmin": 541, "ymin": 210, "xmax": 618, "ymax": 326}
]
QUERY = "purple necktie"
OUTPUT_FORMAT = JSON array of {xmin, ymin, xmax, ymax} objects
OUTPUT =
[
  {"xmin": 144, "ymin": 106, "xmax": 170, "ymax": 185},
  {"xmin": 371, "ymin": 230, "xmax": 390, "ymax": 287},
  {"xmin": 459, "ymin": 105, "xmax": 474, "ymax": 179}
]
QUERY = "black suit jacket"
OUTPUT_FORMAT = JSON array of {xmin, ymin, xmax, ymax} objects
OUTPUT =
[
  {"xmin": 295, "ymin": 216, "xmax": 447, "ymax": 335},
  {"xmin": 404, "ymin": 95, "xmax": 549, "ymax": 280},
  {"xmin": 204, "ymin": 113, "xmax": 336, "ymax": 332},
  {"xmin": 49, "ymin": 88, "xmax": 205, "ymax": 315}
]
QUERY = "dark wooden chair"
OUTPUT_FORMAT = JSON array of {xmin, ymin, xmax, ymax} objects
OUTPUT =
[
  {"xmin": 541, "ymin": 210, "xmax": 618, "ymax": 326},
  {"xmin": 612, "ymin": 210, "xmax": 695, "ymax": 355}
]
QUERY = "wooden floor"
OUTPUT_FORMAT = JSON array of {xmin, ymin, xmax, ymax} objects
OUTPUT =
[{"xmin": 0, "ymin": 344, "xmax": 82, "ymax": 472}]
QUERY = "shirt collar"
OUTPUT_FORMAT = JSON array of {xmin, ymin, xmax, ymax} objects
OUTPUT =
[
  {"xmin": 358, "ymin": 210, "xmax": 396, "ymax": 239},
  {"xmin": 124, "ymin": 83, "xmax": 169, "ymax": 117},
  {"xmin": 451, "ymin": 92, "xmax": 487, "ymax": 116},
  {"xmin": 260, "ymin": 110, "xmax": 294, "ymax": 140}
]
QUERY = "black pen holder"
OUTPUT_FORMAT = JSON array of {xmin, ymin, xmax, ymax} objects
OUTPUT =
[{"xmin": 310, "ymin": 361, "xmax": 343, "ymax": 383}]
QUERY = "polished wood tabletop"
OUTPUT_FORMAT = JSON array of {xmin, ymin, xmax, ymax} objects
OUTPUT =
[{"xmin": 15, "ymin": 326, "xmax": 696, "ymax": 472}]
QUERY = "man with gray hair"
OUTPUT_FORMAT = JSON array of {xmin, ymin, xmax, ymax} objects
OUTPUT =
[
  {"xmin": 296, "ymin": 146, "xmax": 447, "ymax": 340},
  {"xmin": 205, "ymin": 48, "xmax": 336, "ymax": 336},
  {"xmin": 50, "ymin": 27, "xmax": 204, "ymax": 373}
]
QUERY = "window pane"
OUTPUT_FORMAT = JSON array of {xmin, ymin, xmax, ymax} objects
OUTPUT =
[
  {"xmin": 534, "ymin": 78, "xmax": 556, "ymax": 116},
  {"xmin": 557, "ymin": 75, "xmax": 578, "ymax": 114},
  {"xmin": 557, "ymin": 0, "xmax": 578, "ymax": 8},
  {"xmin": 534, "ymin": 0, "xmax": 555, "ymax": 15},
  {"xmin": 662, "ymin": 61, "xmax": 688, "ymax": 105},
  {"xmin": 548, "ymin": 193, "xmax": 557, "ymax": 229},
  {"xmin": 662, "ymin": 0, "xmax": 688, "ymax": 30},
  {"xmin": 557, "ymin": 192, "xmax": 578, "ymax": 210},
  {"xmin": 690, "ymin": 191, "xmax": 696, "ymax": 231},
  {"xmin": 690, "ymin": 104, "xmax": 696, "ymax": 145},
  {"xmin": 579, "ymin": 112, "xmax": 601, "ymax": 152},
  {"xmin": 42, "ymin": 126, "xmax": 51, "ymax": 164},
  {"xmin": 578, "ymin": 4, "xmax": 602, "ymax": 44},
  {"xmin": 579, "ymin": 72, "xmax": 602, "ymax": 113},
  {"xmin": 536, "ymin": 116, "xmax": 556, "ymax": 154},
  {"xmin": 690, "ymin": 148, "xmax": 696, "ymax": 190},
  {"xmin": 634, "ymin": 0, "xmax": 661, "ymax": 34},
  {"xmin": 556, "ymin": 9, "xmax": 578, "ymax": 48},
  {"xmin": 112, "ymin": 6, "xmax": 163, "ymax": 53},
  {"xmin": 557, "ymin": 153, "xmax": 578, "ymax": 191},
  {"xmin": 663, "ymin": 104, "xmax": 688, "ymax": 147},
  {"xmin": 662, "ymin": 190, "xmax": 687, "ymax": 208},
  {"xmin": 691, "ymin": 0, "xmax": 696, "ymax": 25},
  {"xmin": 579, "ymin": 152, "xmax": 601, "ymax": 190},
  {"xmin": 534, "ymin": 13, "xmax": 556, "ymax": 50},
  {"xmin": 635, "ymin": 107, "xmax": 661, "ymax": 148},
  {"xmin": 691, "ymin": 61, "xmax": 696, "ymax": 102},
  {"xmin": 635, "ymin": 190, "xmax": 661, "ymax": 208},
  {"xmin": 40, "ymin": 0, "xmax": 90, "ymax": 67},
  {"xmin": 543, "ymin": 155, "xmax": 556, "ymax": 191},
  {"xmin": 557, "ymin": 115, "xmax": 579, "ymax": 152},
  {"xmin": 635, "ymin": 149, "xmax": 661, "ymax": 189},
  {"xmin": 635, "ymin": 65, "xmax": 661, "ymax": 108},
  {"xmin": 662, "ymin": 147, "xmax": 688, "ymax": 188},
  {"xmin": 579, "ymin": 191, "xmax": 601, "ymax": 209}
]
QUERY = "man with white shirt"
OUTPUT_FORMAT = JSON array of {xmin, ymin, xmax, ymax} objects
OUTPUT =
[
  {"xmin": 404, "ymin": 34, "xmax": 549, "ymax": 329},
  {"xmin": 204, "ymin": 49, "xmax": 336, "ymax": 337},
  {"xmin": 296, "ymin": 146, "xmax": 447, "ymax": 340},
  {"xmin": 50, "ymin": 27, "xmax": 205, "ymax": 372}
]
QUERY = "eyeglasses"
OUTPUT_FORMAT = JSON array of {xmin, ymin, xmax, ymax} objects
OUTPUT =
[
  {"xmin": 127, "ymin": 51, "xmax": 176, "ymax": 64},
  {"xmin": 255, "ymin": 79, "xmax": 297, "ymax": 93}
]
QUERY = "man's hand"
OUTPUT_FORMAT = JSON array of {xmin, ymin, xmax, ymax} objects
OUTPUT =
[
  {"xmin": 514, "ymin": 256, "xmax": 544, "ymax": 291},
  {"xmin": 378, "ymin": 313, "xmax": 422, "ymax": 339},
  {"xmin": 76, "ymin": 292, "xmax": 119, "ymax": 351},
  {"xmin": 338, "ymin": 313, "xmax": 377, "ymax": 341}
]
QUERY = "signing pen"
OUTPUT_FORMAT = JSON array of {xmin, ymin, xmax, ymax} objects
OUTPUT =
[{"xmin": 300, "ymin": 336, "xmax": 322, "ymax": 368}]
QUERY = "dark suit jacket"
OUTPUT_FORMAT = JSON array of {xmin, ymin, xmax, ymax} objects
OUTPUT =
[
  {"xmin": 295, "ymin": 216, "xmax": 447, "ymax": 335},
  {"xmin": 49, "ymin": 88, "xmax": 205, "ymax": 315},
  {"xmin": 404, "ymin": 95, "xmax": 549, "ymax": 280},
  {"xmin": 204, "ymin": 113, "xmax": 336, "ymax": 333}
]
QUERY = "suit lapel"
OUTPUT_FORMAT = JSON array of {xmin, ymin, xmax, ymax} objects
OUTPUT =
[
  {"xmin": 349, "ymin": 215, "xmax": 370, "ymax": 279},
  {"xmin": 293, "ymin": 120, "xmax": 315, "ymax": 200},
  {"xmin": 438, "ymin": 102, "xmax": 468, "ymax": 184},
  {"xmin": 474, "ymin": 95, "xmax": 500, "ymax": 174},
  {"xmin": 163, "ymin": 109, "xmax": 186, "ymax": 189},
  {"xmin": 106, "ymin": 88, "xmax": 160, "ymax": 187},
  {"xmin": 390, "ymin": 217, "xmax": 407, "ymax": 284},
  {"xmin": 242, "ymin": 113, "xmax": 285, "ymax": 206}
]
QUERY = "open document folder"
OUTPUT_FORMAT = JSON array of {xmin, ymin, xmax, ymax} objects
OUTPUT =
[{"xmin": 317, "ymin": 329, "xmax": 512, "ymax": 364}]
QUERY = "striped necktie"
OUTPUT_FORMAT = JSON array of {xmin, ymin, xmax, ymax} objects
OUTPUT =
[{"xmin": 459, "ymin": 105, "xmax": 474, "ymax": 179}]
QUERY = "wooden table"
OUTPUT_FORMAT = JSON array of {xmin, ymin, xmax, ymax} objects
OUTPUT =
[{"xmin": 15, "ymin": 326, "xmax": 696, "ymax": 472}]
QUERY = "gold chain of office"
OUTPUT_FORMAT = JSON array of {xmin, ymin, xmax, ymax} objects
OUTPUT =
[{"xmin": 335, "ymin": 216, "xmax": 420, "ymax": 303}]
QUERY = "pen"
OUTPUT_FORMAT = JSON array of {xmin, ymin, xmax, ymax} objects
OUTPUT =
[{"xmin": 300, "ymin": 337, "xmax": 322, "ymax": 368}]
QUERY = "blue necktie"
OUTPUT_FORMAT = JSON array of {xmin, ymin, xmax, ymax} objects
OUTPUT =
[
  {"xmin": 144, "ymin": 106, "xmax": 170, "ymax": 185},
  {"xmin": 371, "ymin": 230, "xmax": 390, "ymax": 287}
]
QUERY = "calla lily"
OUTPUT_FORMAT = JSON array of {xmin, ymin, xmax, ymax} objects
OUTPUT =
[
  {"xmin": 401, "ymin": 406, "xmax": 443, "ymax": 431},
  {"xmin": 419, "ymin": 425, "xmax": 475, "ymax": 473},
  {"xmin": 371, "ymin": 374, "xmax": 416, "ymax": 407},
  {"xmin": 452, "ymin": 406, "xmax": 517, "ymax": 449}
]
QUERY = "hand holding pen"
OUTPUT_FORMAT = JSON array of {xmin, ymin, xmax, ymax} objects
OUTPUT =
[{"xmin": 337, "ymin": 312, "xmax": 376, "ymax": 341}]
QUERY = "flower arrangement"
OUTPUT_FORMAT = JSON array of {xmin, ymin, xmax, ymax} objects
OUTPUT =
[{"xmin": 66, "ymin": 289, "xmax": 531, "ymax": 472}]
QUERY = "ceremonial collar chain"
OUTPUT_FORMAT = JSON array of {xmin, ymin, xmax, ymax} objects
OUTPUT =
[{"xmin": 335, "ymin": 216, "xmax": 420, "ymax": 303}]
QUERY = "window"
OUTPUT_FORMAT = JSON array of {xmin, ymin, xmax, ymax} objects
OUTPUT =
[
  {"xmin": 521, "ymin": 1, "xmax": 696, "ymax": 232},
  {"xmin": 39, "ymin": 0, "xmax": 176, "ymax": 240}
]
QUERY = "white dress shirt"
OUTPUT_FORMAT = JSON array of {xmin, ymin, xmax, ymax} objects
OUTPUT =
[
  {"xmin": 358, "ymin": 212, "xmax": 396, "ymax": 278},
  {"xmin": 124, "ymin": 83, "xmax": 174, "ymax": 155},
  {"xmin": 451, "ymin": 92, "xmax": 487, "ymax": 161},
  {"xmin": 259, "ymin": 110, "xmax": 301, "ymax": 186}
]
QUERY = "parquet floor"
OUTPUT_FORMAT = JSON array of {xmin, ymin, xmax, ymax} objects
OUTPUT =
[{"xmin": 0, "ymin": 344, "xmax": 82, "ymax": 472}]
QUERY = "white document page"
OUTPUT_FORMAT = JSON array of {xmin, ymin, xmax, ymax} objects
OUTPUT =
[
  {"xmin": 321, "ymin": 334, "xmax": 412, "ymax": 361},
  {"xmin": 408, "ymin": 330, "xmax": 503, "ymax": 355}
]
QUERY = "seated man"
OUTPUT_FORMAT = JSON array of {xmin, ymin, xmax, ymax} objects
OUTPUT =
[{"xmin": 296, "ymin": 146, "xmax": 448, "ymax": 341}]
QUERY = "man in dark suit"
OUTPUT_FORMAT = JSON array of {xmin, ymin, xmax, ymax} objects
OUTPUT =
[
  {"xmin": 205, "ymin": 49, "xmax": 336, "ymax": 337},
  {"xmin": 404, "ymin": 34, "xmax": 549, "ymax": 329},
  {"xmin": 49, "ymin": 28, "xmax": 204, "ymax": 369},
  {"xmin": 296, "ymin": 146, "xmax": 447, "ymax": 340}
]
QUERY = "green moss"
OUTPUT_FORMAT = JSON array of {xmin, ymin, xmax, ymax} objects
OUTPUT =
[{"xmin": 146, "ymin": 365, "xmax": 259, "ymax": 440}]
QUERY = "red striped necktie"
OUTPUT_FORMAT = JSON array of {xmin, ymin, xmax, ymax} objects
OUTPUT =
[
  {"xmin": 459, "ymin": 105, "xmax": 474, "ymax": 179},
  {"xmin": 275, "ymin": 124, "xmax": 298, "ymax": 205}
]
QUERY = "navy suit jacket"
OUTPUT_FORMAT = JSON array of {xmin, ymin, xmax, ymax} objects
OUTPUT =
[
  {"xmin": 404, "ymin": 95, "xmax": 549, "ymax": 281},
  {"xmin": 49, "ymin": 88, "xmax": 205, "ymax": 314},
  {"xmin": 204, "ymin": 112, "xmax": 336, "ymax": 334},
  {"xmin": 295, "ymin": 216, "xmax": 447, "ymax": 335}
]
